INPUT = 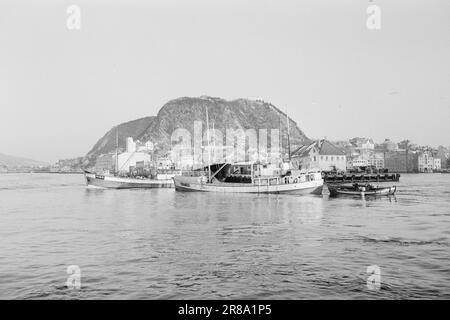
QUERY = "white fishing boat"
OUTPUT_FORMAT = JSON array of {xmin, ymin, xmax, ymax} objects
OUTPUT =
[
  {"xmin": 84, "ymin": 128, "xmax": 179, "ymax": 189},
  {"xmin": 173, "ymin": 162, "xmax": 323, "ymax": 194},
  {"xmin": 84, "ymin": 171, "xmax": 175, "ymax": 189},
  {"xmin": 174, "ymin": 104, "xmax": 323, "ymax": 194}
]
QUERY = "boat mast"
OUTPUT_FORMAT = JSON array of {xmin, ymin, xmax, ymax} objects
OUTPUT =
[
  {"xmin": 115, "ymin": 127, "xmax": 119, "ymax": 175},
  {"xmin": 279, "ymin": 113, "xmax": 282, "ymax": 163},
  {"xmin": 212, "ymin": 121, "xmax": 216, "ymax": 163},
  {"xmin": 286, "ymin": 107, "xmax": 291, "ymax": 161},
  {"xmin": 205, "ymin": 106, "xmax": 212, "ymax": 182}
]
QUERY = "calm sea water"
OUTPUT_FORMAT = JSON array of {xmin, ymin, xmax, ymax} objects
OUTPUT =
[{"xmin": 0, "ymin": 173, "xmax": 449, "ymax": 299}]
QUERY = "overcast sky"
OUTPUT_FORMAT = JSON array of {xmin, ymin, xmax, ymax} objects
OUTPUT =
[{"xmin": 0, "ymin": 0, "xmax": 449, "ymax": 162}]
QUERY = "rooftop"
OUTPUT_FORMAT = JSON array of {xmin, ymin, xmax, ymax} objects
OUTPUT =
[{"xmin": 291, "ymin": 139, "xmax": 345, "ymax": 158}]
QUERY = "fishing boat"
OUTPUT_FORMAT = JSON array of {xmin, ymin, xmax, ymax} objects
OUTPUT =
[
  {"xmin": 173, "ymin": 104, "xmax": 323, "ymax": 194},
  {"xmin": 173, "ymin": 162, "xmax": 323, "ymax": 194},
  {"xmin": 327, "ymin": 183, "xmax": 396, "ymax": 197},
  {"xmin": 84, "ymin": 128, "xmax": 179, "ymax": 189},
  {"xmin": 84, "ymin": 171, "xmax": 175, "ymax": 189}
]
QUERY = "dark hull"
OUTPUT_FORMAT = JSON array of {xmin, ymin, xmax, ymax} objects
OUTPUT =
[{"xmin": 328, "ymin": 185, "xmax": 396, "ymax": 197}]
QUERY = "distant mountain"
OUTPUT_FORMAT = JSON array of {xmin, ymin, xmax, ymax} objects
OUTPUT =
[
  {"xmin": 85, "ymin": 97, "xmax": 310, "ymax": 166},
  {"xmin": 0, "ymin": 153, "xmax": 48, "ymax": 168}
]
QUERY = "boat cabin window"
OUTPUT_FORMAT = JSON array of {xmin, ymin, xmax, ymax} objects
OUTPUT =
[{"xmin": 231, "ymin": 165, "xmax": 252, "ymax": 176}]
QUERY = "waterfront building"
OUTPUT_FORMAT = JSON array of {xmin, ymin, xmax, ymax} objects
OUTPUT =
[
  {"xmin": 137, "ymin": 140, "xmax": 154, "ymax": 152},
  {"xmin": 51, "ymin": 157, "xmax": 84, "ymax": 173},
  {"xmin": 367, "ymin": 152, "xmax": 385, "ymax": 169},
  {"xmin": 94, "ymin": 154, "xmax": 116, "ymax": 173},
  {"xmin": 125, "ymin": 137, "xmax": 155, "ymax": 153},
  {"xmin": 361, "ymin": 138, "xmax": 375, "ymax": 150},
  {"xmin": 418, "ymin": 151, "xmax": 434, "ymax": 173},
  {"xmin": 378, "ymin": 139, "xmax": 398, "ymax": 152},
  {"xmin": 346, "ymin": 150, "xmax": 385, "ymax": 170},
  {"xmin": 49, "ymin": 164, "xmax": 60, "ymax": 173},
  {"xmin": 346, "ymin": 137, "xmax": 381, "ymax": 170},
  {"xmin": 384, "ymin": 151, "xmax": 418, "ymax": 173},
  {"xmin": 436, "ymin": 146, "xmax": 449, "ymax": 169},
  {"xmin": 350, "ymin": 137, "xmax": 375, "ymax": 150},
  {"xmin": 291, "ymin": 139, "xmax": 346, "ymax": 172},
  {"xmin": 433, "ymin": 158, "xmax": 441, "ymax": 171},
  {"xmin": 118, "ymin": 152, "xmax": 151, "ymax": 173},
  {"xmin": 126, "ymin": 137, "xmax": 137, "ymax": 153},
  {"xmin": 351, "ymin": 157, "xmax": 369, "ymax": 168}
]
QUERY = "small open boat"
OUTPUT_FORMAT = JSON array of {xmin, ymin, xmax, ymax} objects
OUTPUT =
[{"xmin": 328, "ymin": 183, "xmax": 396, "ymax": 197}]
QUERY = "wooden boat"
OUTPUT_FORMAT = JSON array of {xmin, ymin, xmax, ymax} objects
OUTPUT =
[
  {"xmin": 173, "ymin": 162, "xmax": 323, "ymax": 194},
  {"xmin": 173, "ymin": 105, "xmax": 324, "ymax": 194},
  {"xmin": 84, "ymin": 171, "xmax": 176, "ymax": 189},
  {"xmin": 84, "ymin": 128, "xmax": 179, "ymax": 189},
  {"xmin": 327, "ymin": 183, "xmax": 396, "ymax": 197}
]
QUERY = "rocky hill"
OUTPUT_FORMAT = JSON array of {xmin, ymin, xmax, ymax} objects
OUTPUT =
[
  {"xmin": 85, "ymin": 97, "xmax": 310, "ymax": 166},
  {"xmin": 85, "ymin": 116, "xmax": 156, "ymax": 161}
]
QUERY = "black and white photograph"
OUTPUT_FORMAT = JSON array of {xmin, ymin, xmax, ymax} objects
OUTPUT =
[{"xmin": 0, "ymin": 0, "xmax": 449, "ymax": 307}]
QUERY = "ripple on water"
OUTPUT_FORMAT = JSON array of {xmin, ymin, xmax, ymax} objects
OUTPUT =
[{"xmin": 0, "ymin": 173, "xmax": 449, "ymax": 299}]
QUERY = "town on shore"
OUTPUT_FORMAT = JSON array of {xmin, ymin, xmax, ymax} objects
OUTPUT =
[{"xmin": 2, "ymin": 137, "xmax": 449, "ymax": 175}]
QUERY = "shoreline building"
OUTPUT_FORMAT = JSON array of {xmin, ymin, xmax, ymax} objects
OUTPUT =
[
  {"xmin": 433, "ymin": 158, "xmax": 441, "ymax": 171},
  {"xmin": 94, "ymin": 153, "xmax": 116, "ymax": 173},
  {"xmin": 117, "ymin": 137, "xmax": 152, "ymax": 173},
  {"xmin": 367, "ymin": 152, "xmax": 385, "ymax": 169},
  {"xmin": 291, "ymin": 139, "xmax": 346, "ymax": 172},
  {"xmin": 379, "ymin": 139, "xmax": 398, "ymax": 152},
  {"xmin": 417, "ymin": 151, "xmax": 434, "ymax": 173},
  {"xmin": 436, "ymin": 146, "xmax": 449, "ymax": 169},
  {"xmin": 94, "ymin": 137, "xmax": 155, "ymax": 174},
  {"xmin": 384, "ymin": 151, "xmax": 418, "ymax": 173},
  {"xmin": 346, "ymin": 137, "xmax": 384, "ymax": 170}
]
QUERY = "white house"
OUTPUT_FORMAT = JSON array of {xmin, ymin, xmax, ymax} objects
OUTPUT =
[
  {"xmin": 360, "ymin": 138, "xmax": 375, "ymax": 150},
  {"xmin": 351, "ymin": 157, "xmax": 369, "ymax": 168},
  {"xmin": 117, "ymin": 152, "xmax": 151, "ymax": 173},
  {"xmin": 137, "ymin": 141, "xmax": 154, "ymax": 152},
  {"xmin": 116, "ymin": 137, "xmax": 153, "ymax": 172},
  {"xmin": 126, "ymin": 137, "xmax": 137, "ymax": 153},
  {"xmin": 291, "ymin": 139, "xmax": 347, "ymax": 172},
  {"xmin": 350, "ymin": 137, "xmax": 375, "ymax": 150},
  {"xmin": 367, "ymin": 153, "xmax": 385, "ymax": 169},
  {"xmin": 418, "ymin": 152, "xmax": 434, "ymax": 173},
  {"xmin": 433, "ymin": 158, "xmax": 441, "ymax": 171}
]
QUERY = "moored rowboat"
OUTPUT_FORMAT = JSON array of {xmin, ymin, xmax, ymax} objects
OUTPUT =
[{"xmin": 328, "ymin": 183, "xmax": 396, "ymax": 197}]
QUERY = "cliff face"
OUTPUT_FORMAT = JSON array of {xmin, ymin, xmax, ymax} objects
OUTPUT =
[{"xmin": 85, "ymin": 97, "xmax": 310, "ymax": 165}]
